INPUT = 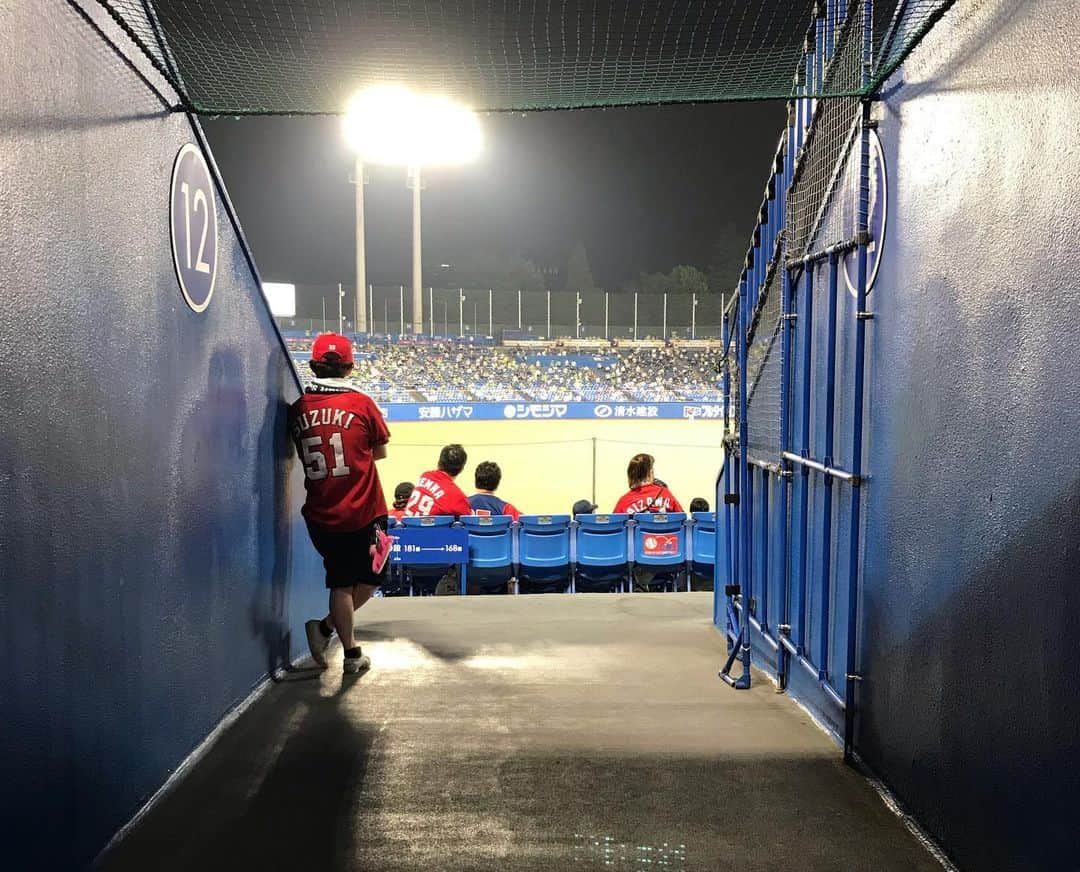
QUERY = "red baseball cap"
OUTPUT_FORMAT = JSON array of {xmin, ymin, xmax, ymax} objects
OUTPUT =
[{"xmin": 311, "ymin": 332, "xmax": 354, "ymax": 365}]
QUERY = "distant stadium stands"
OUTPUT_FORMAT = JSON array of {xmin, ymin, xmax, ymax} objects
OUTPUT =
[{"xmin": 285, "ymin": 337, "xmax": 723, "ymax": 404}]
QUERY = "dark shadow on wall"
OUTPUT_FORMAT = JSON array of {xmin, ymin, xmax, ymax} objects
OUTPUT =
[
  {"xmin": 859, "ymin": 471, "xmax": 1080, "ymax": 871},
  {"xmin": 877, "ymin": 0, "xmax": 1034, "ymax": 102},
  {"xmin": 859, "ymin": 264, "xmax": 1080, "ymax": 872},
  {"xmin": 251, "ymin": 353, "xmax": 297, "ymax": 675}
]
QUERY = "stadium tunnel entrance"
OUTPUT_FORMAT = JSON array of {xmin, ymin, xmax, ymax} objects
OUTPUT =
[{"xmin": 3, "ymin": 1, "xmax": 1077, "ymax": 870}]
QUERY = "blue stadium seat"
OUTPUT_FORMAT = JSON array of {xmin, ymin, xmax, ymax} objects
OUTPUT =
[
  {"xmin": 517, "ymin": 514, "xmax": 572, "ymax": 593},
  {"xmin": 690, "ymin": 511, "xmax": 717, "ymax": 590},
  {"xmin": 400, "ymin": 515, "xmax": 456, "ymax": 596},
  {"xmin": 461, "ymin": 515, "xmax": 515, "ymax": 594},
  {"xmin": 631, "ymin": 512, "xmax": 688, "ymax": 592},
  {"xmin": 572, "ymin": 513, "xmax": 631, "ymax": 593}
]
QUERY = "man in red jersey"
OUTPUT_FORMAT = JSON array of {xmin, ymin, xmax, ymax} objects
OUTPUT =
[
  {"xmin": 404, "ymin": 444, "xmax": 472, "ymax": 518},
  {"xmin": 613, "ymin": 453, "xmax": 683, "ymax": 515},
  {"xmin": 289, "ymin": 333, "xmax": 392, "ymax": 674}
]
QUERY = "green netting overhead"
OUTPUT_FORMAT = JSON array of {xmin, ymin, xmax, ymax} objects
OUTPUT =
[{"xmin": 96, "ymin": 0, "xmax": 956, "ymax": 115}]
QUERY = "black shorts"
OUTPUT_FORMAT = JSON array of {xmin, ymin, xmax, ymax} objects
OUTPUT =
[{"xmin": 306, "ymin": 516, "xmax": 389, "ymax": 589}]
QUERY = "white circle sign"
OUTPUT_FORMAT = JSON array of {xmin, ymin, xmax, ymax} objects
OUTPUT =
[{"xmin": 170, "ymin": 143, "xmax": 218, "ymax": 312}]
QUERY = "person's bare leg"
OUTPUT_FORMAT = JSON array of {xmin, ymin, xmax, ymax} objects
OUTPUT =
[
  {"xmin": 351, "ymin": 583, "xmax": 377, "ymax": 612},
  {"xmin": 322, "ymin": 582, "xmax": 377, "ymax": 628},
  {"xmin": 329, "ymin": 588, "xmax": 356, "ymax": 650}
]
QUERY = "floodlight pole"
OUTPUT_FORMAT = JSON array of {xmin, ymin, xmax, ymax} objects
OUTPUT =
[
  {"xmin": 408, "ymin": 166, "xmax": 424, "ymax": 334},
  {"xmin": 353, "ymin": 156, "xmax": 368, "ymax": 334}
]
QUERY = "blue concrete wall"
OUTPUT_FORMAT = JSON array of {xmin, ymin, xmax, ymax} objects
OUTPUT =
[
  {"xmin": 858, "ymin": 1, "xmax": 1080, "ymax": 868},
  {"xmin": 0, "ymin": 3, "xmax": 324, "ymax": 867}
]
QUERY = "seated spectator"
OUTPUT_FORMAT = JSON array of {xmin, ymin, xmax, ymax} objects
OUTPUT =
[
  {"xmin": 405, "ymin": 444, "xmax": 471, "ymax": 518},
  {"xmin": 614, "ymin": 453, "xmax": 683, "ymax": 514},
  {"xmin": 390, "ymin": 481, "xmax": 414, "ymax": 521},
  {"xmin": 572, "ymin": 499, "xmax": 598, "ymax": 517},
  {"xmin": 689, "ymin": 497, "xmax": 709, "ymax": 513},
  {"xmin": 468, "ymin": 461, "xmax": 522, "ymax": 520}
]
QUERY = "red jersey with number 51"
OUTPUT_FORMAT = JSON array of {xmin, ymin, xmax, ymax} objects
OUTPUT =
[{"xmin": 288, "ymin": 381, "xmax": 390, "ymax": 531}]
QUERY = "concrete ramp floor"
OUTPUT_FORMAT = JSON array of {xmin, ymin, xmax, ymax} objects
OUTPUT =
[{"xmin": 100, "ymin": 593, "xmax": 941, "ymax": 871}]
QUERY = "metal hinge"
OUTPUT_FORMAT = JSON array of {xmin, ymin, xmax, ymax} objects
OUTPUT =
[{"xmin": 856, "ymin": 311, "xmax": 874, "ymax": 321}]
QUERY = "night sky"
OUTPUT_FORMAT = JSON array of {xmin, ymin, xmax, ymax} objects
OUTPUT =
[{"xmin": 203, "ymin": 99, "xmax": 784, "ymax": 291}]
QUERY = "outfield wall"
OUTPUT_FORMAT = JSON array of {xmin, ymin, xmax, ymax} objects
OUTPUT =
[
  {"xmin": 0, "ymin": 4, "xmax": 324, "ymax": 867},
  {"xmin": 379, "ymin": 418, "xmax": 726, "ymax": 514}
]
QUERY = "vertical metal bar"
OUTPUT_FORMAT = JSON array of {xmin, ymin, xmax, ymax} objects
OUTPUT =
[
  {"xmin": 760, "ymin": 469, "xmax": 769, "ymax": 633},
  {"xmin": 803, "ymin": 40, "xmax": 814, "ymax": 141},
  {"xmin": 546, "ymin": 290, "xmax": 551, "ymax": 337},
  {"xmin": 604, "ymin": 291, "xmax": 609, "ymax": 339},
  {"xmin": 816, "ymin": 7, "xmax": 826, "ymax": 99},
  {"xmin": 488, "ymin": 288, "xmax": 493, "ymax": 337},
  {"xmin": 428, "ymin": 286, "xmax": 433, "ymax": 336},
  {"xmin": 337, "ymin": 282, "xmax": 344, "ymax": 334},
  {"xmin": 815, "ymin": 252, "xmax": 840, "ymax": 678},
  {"xmin": 459, "ymin": 288, "xmax": 464, "ymax": 336},
  {"xmin": 776, "ymin": 264, "xmax": 794, "ymax": 685},
  {"xmin": 399, "ymin": 284, "xmax": 404, "ymax": 336},
  {"xmin": 691, "ymin": 293, "xmax": 697, "ymax": 339},
  {"xmin": 591, "ymin": 437, "xmax": 597, "ymax": 505},
  {"xmin": 796, "ymin": 263, "xmax": 813, "ymax": 650},
  {"xmin": 735, "ymin": 270, "xmax": 752, "ymax": 687},
  {"xmin": 368, "ymin": 283, "xmax": 374, "ymax": 333},
  {"xmin": 633, "ymin": 292, "xmax": 638, "ymax": 340},
  {"xmin": 662, "ymin": 292, "xmax": 667, "ymax": 339},
  {"xmin": 517, "ymin": 289, "xmax": 522, "ymax": 330},
  {"xmin": 410, "ymin": 166, "xmax": 423, "ymax": 334},
  {"xmin": 354, "ymin": 155, "xmax": 367, "ymax": 334},
  {"xmin": 844, "ymin": 0, "xmax": 874, "ymax": 764}
]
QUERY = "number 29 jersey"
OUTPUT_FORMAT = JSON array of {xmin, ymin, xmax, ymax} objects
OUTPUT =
[{"xmin": 288, "ymin": 380, "xmax": 390, "ymax": 531}]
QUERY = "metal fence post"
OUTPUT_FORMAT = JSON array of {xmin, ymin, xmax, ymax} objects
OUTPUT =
[{"xmin": 844, "ymin": 0, "xmax": 875, "ymax": 764}]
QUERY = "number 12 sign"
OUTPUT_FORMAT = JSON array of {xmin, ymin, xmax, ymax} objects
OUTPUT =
[{"xmin": 170, "ymin": 143, "xmax": 218, "ymax": 312}]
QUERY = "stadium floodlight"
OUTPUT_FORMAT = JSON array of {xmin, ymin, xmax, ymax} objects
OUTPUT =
[
  {"xmin": 343, "ymin": 85, "xmax": 483, "ymax": 336},
  {"xmin": 342, "ymin": 85, "xmax": 482, "ymax": 168}
]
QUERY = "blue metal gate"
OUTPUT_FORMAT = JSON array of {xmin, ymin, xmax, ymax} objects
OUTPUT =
[{"xmin": 716, "ymin": 0, "xmax": 875, "ymax": 759}]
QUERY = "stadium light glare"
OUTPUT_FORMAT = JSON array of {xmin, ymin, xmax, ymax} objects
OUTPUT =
[
  {"xmin": 342, "ymin": 85, "xmax": 483, "ymax": 167},
  {"xmin": 262, "ymin": 282, "xmax": 296, "ymax": 318}
]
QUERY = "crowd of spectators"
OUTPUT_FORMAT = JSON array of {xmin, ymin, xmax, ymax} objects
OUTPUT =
[{"xmin": 286, "ymin": 337, "xmax": 722, "ymax": 403}]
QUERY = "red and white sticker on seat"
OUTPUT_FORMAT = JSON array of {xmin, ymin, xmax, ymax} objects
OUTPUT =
[{"xmin": 643, "ymin": 534, "xmax": 679, "ymax": 556}]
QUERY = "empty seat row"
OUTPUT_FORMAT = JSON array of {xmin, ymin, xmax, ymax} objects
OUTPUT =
[{"xmin": 385, "ymin": 512, "xmax": 716, "ymax": 595}]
